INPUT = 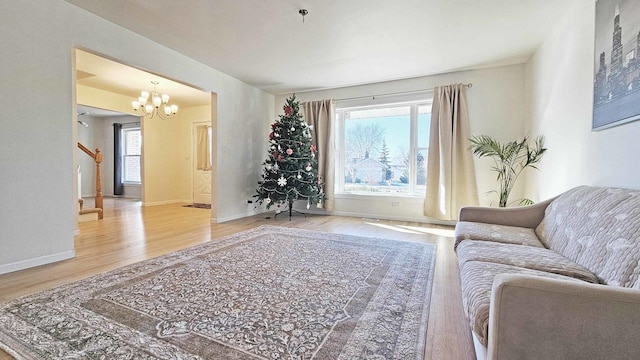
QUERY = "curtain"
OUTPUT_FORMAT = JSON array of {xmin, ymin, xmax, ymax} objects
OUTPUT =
[
  {"xmin": 196, "ymin": 125, "xmax": 212, "ymax": 171},
  {"xmin": 113, "ymin": 123, "xmax": 123, "ymax": 196},
  {"xmin": 302, "ymin": 99, "xmax": 335, "ymax": 211},
  {"xmin": 423, "ymin": 84, "xmax": 478, "ymax": 221}
]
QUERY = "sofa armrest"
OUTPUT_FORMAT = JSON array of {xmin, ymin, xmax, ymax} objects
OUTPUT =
[
  {"xmin": 487, "ymin": 274, "xmax": 640, "ymax": 360},
  {"xmin": 458, "ymin": 196, "xmax": 556, "ymax": 228}
]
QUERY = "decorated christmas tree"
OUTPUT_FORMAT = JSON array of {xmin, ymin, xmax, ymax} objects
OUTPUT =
[{"xmin": 254, "ymin": 95, "xmax": 324, "ymax": 218}]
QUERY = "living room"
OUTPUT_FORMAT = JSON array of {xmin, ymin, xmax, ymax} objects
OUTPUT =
[{"xmin": 2, "ymin": 0, "xmax": 640, "ymax": 359}]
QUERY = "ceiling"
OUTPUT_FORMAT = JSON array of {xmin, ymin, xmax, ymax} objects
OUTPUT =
[
  {"xmin": 67, "ymin": 0, "xmax": 575, "ymax": 96},
  {"xmin": 76, "ymin": 50, "xmax": 211, "ymax": 108}
]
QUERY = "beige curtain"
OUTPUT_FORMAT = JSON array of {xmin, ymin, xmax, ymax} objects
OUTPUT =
[
  {"xmin": 196, "ymin": 125, "xmax": 211, "ymax": 171},
  {"xmin": 424, "ymin": 84, "xmax": 478, "ymax": 221},
  {"xmin": 302, "ymin": 99, "xmax": 335, "ymax": 211}
]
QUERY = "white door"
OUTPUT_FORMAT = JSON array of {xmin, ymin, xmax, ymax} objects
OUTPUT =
[{"xmin": 193, "ymin": 123, "xmax": 212, "ymax": 205}]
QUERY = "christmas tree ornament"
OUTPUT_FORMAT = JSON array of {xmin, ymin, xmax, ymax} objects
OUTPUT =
[
  {"xmin": 277, "ymin": 175, "xmax": 287, "ymax": 187},
  {"xmin": 265, "ymin": 197, "xmax": 271, "ymax": 204},
  {"xmin": 286, "ymin": 148, "xmax": 293, "ymax": 155},
  {"xmin": 305, "ymin": 165, "xmax": 312, "ymax": 171},
  {"xmin": 291, "ymin": 127, "xmax": 295, "ymax": 131},
  {"xmin": 297, "ymin": 172, "xmax": 302, "ymax": 179}
]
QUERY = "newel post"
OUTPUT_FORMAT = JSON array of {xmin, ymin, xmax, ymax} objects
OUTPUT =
[{"xmin": 95, "ymin": 148, "xmax": 103, "ymax": 219}]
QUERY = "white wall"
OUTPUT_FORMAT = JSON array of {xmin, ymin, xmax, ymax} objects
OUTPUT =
[
  {"xmin": 275, "ymin": 64, "xmax": 527, "ymax": 223},
  {"xmin": 0, "ymin": 0, "xmax": 273, "ymax": 273},
  {"xmin": 525, "ymin": 0, "xmax": 640, "ymax": 200}
]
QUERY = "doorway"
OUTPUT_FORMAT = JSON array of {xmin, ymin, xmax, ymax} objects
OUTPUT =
[{"xmin": 192, "ymin": 122, "xmax": 212, "ymax": 205}]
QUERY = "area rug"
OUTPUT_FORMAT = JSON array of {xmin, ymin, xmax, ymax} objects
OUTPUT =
[{"xmin": 0, "ymin": 226, "xmax": 436, "ymax": 359}]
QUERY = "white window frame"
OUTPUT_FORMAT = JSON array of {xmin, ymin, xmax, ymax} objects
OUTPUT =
[
  {"xmin": 122, "ymin": 127, "xmax": 142, "ymax": 184},
  {"xmin": 335, "ymin": 97, "xmax": 432, "ymax": 197}
]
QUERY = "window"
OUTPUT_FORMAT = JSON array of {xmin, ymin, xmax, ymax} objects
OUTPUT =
[
  {"xmin": 122, "ymin": 128, "xmax": 141, "ymax": 183},
  {"xmin": 335, "ymin": 100, "xmax": 431, "ymax": 196}
]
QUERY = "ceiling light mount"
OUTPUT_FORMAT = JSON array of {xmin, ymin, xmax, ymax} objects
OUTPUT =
[
  {"xmin": 131, "ymin": 81, "xmax": 179, "ymax": 120},
  {"xmin": 299, "ymin": 9, "xmax": 308, "ymax": 23}
]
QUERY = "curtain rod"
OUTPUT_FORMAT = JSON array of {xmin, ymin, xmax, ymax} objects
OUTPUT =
[{"xmin": 335, "ymin": 83, "xmax": 472, "ymax": 102}]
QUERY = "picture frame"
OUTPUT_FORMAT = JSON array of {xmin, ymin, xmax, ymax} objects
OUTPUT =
[{"xmin": 593, "ymin": 0, "xmax": 640, "ymax": 130}]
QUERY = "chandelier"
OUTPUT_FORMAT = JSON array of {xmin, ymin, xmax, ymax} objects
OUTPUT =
[{"xmin": 131, "ymin": 81, "xmax": 179, "ymax": 119}]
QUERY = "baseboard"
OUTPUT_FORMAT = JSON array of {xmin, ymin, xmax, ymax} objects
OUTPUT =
[
  {"xmin": 213, "ymin": 209, "xmax": 265, "ymax": 223},
  {"xmin": 304, "ymin": 209, "xmax": 455, "ymax": 226},
  {"xmin": 142, "ymin": 199, "xmax": 183, "ymax": 207},
  {"xmin": 0, "ymin": 250, "xmax": 76, "ymax": 275}
]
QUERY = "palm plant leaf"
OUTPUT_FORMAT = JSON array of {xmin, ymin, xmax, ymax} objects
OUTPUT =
[{"xmin": 469, "ymin": 134, "xmax": 547, "ymax": 207}]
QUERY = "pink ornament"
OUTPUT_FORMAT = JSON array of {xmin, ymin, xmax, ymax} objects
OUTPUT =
[{"xmin": 286, "ymin": 148, "xmax": 293, "ymax": 155}]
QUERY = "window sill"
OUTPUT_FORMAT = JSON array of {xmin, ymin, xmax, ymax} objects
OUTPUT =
[{"xmin": 334, "ymin": 192, "xmax": 424, "ymax": 200}]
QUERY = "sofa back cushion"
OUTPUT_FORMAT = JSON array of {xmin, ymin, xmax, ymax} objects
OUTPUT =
[{"xmin": 540, "ymin": 186, "xmax": 640, "ymax": 288}]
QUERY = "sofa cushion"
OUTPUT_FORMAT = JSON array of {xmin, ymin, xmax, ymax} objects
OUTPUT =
[
  {"xmin": 454, "ymin": 221, "xmax": 544, "ymax": 249},
  {"xmin": 540, "ymin": 186, "xmax": 640, "ymax": 287},
  {"xmin": 456, "ymin": 240, "xmax": 598, "ymax": 283},
  {"xmin": 459, "ymin": 261, "xmax": 585, "ymax": 346}
]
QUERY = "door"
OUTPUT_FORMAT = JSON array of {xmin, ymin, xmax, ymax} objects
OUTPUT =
[{"xmin": 192, "ymin": 123, "xmax": 212, "ymax": 205}]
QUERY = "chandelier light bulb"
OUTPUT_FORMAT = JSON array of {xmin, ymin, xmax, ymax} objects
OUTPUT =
[{"xmin": 131, "ymin": 81, "xmax": 179, "ymax": 119}]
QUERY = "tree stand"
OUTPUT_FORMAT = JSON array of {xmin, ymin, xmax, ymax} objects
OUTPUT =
[{"xmin": 274, "ymin": 199, "xmax": 307, "ymax": 220}]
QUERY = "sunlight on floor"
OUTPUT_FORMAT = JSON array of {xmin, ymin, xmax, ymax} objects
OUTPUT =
[
  {"xmin": 364, "ymin": 222, "xmax": 455, "ymax": 237},
  {"xmin": 397, "ymin": 225, "xmax": 455, "ymax": 237}
]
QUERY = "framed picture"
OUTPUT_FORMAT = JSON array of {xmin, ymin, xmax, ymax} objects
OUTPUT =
[{"xmin": 593, "ymin": 0, "xmax": 640, "ymax": 130}]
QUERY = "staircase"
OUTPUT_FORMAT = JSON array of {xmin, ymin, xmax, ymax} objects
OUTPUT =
[
  {"xmin": 77, "ymin": 142, "xmax": 103, "ymax": 220},
  {"xmin": 78, "ymin": 198, "xmax": 103, "ymax": 222}
]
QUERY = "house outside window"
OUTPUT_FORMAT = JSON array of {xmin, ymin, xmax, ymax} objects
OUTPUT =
[
  {"xmin": 122, "ymin": 128, "xmax": 141, "ymax": 183},
  {"xmin": 335, "ymin": 98, "xmax": 431, "ymax": 196}
]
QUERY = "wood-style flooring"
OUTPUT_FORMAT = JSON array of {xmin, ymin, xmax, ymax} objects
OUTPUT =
[{"xmin": 0, "ymin": 198, "xmax": 475, "ymax": 360}]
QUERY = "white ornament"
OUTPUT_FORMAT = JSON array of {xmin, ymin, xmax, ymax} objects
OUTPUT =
[
  {"xmin": 291, "ymin": 127, "xmax": 295, "ymax": 131},
  {"xmin": 305, "ymin": 165, "xmax": 312, "ymax": 171},
  {"xmin": 277, "ymin": 176, "xmax": 287, "ymax": 187},
  {"xmin": 307, "ymin": 202, "xmax": 310, "ymax": 209},
  {"xmin": 265, "ymin": 197, "xmax": 271, "ymax": 204},
  {"xmin": 297, "ymin": 173, "xmax": 302, "ymax": 179}
]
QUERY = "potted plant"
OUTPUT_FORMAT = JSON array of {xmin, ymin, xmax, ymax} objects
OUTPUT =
[{"xmin": 469, "ymin": 134, "xmax": 546, "ymax": 207}]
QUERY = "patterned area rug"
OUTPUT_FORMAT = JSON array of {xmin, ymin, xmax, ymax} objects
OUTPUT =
[{"xmin": 0, "ymin": 226, "xmax": 436, "ymax": 359}]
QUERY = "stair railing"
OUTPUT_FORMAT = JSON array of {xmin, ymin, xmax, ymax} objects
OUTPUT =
[{"xmin": 77, "ymin": 142, "xmax": 103, "ymax": 219}]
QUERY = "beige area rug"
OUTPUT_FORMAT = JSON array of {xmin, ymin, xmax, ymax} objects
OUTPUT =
[{"xmin": 0, "ymin": 226, "xmax": 436, "ymax": 359}]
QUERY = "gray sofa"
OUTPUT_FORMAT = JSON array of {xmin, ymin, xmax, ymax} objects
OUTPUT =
[{"xmin": 454, "ymin": 185, "xmax": 640, "ymax": 360}]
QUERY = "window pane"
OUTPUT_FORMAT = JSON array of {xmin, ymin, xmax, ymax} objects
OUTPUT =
[
  {"xmin": 343, "ymin": 106, "xmax": 410, "ymax": 194},
  {"xmin": 124, "ymin": 155, "xmax": 141, "ymax": 183},
  {"xmin": 125, "ymin": 130, "xmax": 141, "ymax": 155},
  {"xmin": 418, "ymin": 105, "xmax": 431, "ymax": 148}
]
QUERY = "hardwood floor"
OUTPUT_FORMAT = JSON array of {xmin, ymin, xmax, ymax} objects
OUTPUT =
[{"xmin": 0, "ymin": 198, "xmax": 475, "ymax": 360}]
